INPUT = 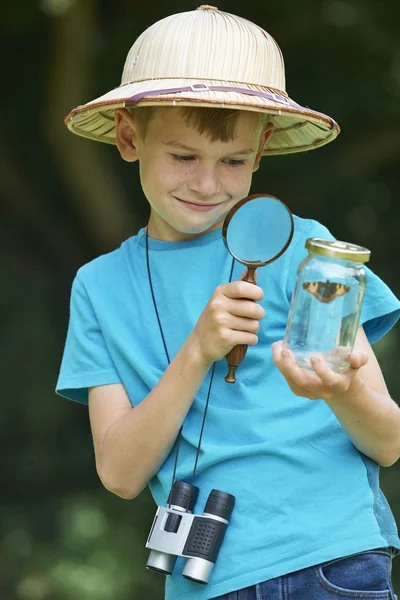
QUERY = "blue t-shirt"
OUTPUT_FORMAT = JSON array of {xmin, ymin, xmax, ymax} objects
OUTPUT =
[{"xmin": 56, "ymin": 215, "xmax": 400, "ymax": 600}]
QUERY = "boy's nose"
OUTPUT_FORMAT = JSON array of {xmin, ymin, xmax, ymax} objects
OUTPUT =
[{"xmin": 188, "ymin": 166, "xmax": 221, "ymax": 197}]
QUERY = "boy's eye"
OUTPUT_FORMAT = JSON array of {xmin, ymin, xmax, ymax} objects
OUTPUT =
[
  {"xmin": 224, "ymin": 159, "xmax": 245, "ymax": 167},
  {"xmin": 172, "ymin": 154, "xmax": 195, "ymax": 162},
  {"xmin": 171, "ymin": 155, "xmax": 245, "ymax": 167}
]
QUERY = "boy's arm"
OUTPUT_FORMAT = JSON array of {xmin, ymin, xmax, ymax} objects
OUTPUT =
[
  {"xmin": 323, "ymin": 327, "xmax": 400, "ymax": 467},
  {"xmin": 89, "ymin": 333, "xmax": 211, "ymax": 500},
  {"xmin": 272, "ymin": 327, "xmax": 400, "ymax": 468}
]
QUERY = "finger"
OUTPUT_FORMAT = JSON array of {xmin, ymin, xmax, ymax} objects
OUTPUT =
[
  {"xmin": 225, "ymin": 280, "xmax": 264, "ymax": 301},
  {"xmin": 277, "ymin": 346, "xmax": 321, "ymax": 390},
  {"xmin": 272, "ymin": 340, "xmax": 291, "ymax": 364},
  {"xmin": 271, "ymin": 340, "xmax": 283, "ymax": 363},
  {"xmin": 309, "ymin": 355, "xmax": 345, "ymax": 392},
  {"xmin": 273, "ymin": 343, "xmax": 325, "ymax": 399},
  {"xmin": 226, "ymin": 297, "xmax": 265, "ymax": 320},
  {"xmin": 229, "ymin": 315, "xmax": 261, "ymax": 334},
  {"xmin": 348, "ymin": 351, "xmax": 369, "ymax": 370},
  {"xmin": 226, "ymin": 329, "xmax": 259, "ymax": 347},
  {"xmin": 273, "ymin": 341, "xmax": 299, "ymax": 370}
]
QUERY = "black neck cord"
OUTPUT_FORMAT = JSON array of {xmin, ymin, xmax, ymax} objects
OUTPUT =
[{"xmin": 145, "ymin": 228, "xmax": 235, "ymax": 505}]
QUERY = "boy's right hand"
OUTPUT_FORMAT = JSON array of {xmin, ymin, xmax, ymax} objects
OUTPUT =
[{"xmin": 190, "ymin": 270, "xmax": 265, "ymax": 365}]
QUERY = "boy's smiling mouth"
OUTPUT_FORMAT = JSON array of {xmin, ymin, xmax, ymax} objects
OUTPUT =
[{"xmin": 174, "ymin": 196, "xmax": 223, "ymax": 211}]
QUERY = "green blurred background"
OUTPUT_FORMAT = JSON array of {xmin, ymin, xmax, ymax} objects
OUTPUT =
[{"xmin": 2, "ymin": 0, "xmax": 400, "ymax": 598}]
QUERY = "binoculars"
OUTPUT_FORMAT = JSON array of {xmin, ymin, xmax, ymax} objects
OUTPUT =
[{"xmin": 146, "ymin": 480, "xmax": 235, "ymax": 585}]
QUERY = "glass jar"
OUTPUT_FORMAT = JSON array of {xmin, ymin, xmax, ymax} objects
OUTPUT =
[{"xmin": 284, "ymin": 238, "xmax": 371, "ymax": 373}]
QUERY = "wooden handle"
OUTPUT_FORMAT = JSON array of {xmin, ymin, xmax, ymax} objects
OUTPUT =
[
  {"xmin": 225, "ymin": 345, "xmax": 248, "ymax": 383},
  {"xmin": 225, "ymin": 266, "xmax": 258, "ymax": 384}
]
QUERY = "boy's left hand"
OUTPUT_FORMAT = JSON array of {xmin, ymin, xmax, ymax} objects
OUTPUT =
[{"xmin": 271, "ymin": 341, "xmax": 369, "ymax": 401}]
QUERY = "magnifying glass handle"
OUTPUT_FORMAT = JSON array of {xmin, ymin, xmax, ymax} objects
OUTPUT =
[
  {"xmin": 225, "ymin": 266, "xmax": 258, "ymax": 383},
  {"xmin": 242, "ymin": 266, "xmax": 257, "ymax": 285}
]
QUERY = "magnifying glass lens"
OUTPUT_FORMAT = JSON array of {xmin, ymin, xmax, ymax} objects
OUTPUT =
[{"xmin": 225, "ymin": 196, "xmax": 293, "ymax": 265}]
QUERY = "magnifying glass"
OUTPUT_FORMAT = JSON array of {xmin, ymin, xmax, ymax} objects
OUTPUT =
[{"xmin": 222, "ymin": 194, "xmax": 294, "ymax": 383}]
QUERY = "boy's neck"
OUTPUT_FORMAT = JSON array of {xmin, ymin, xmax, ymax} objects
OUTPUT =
[{"xmin": 146, "ymin": 215, "xmax": 223, "ymax": 242}]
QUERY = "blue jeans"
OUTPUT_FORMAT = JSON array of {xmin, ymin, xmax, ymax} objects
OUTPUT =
[{"xmin": 212, "ymin": 548, "xmax": 398, "ymax": 600}]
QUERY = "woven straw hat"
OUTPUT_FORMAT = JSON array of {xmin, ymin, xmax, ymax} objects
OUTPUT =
[{"xmin": 65, "ymin": 5, "xmax": 340, "ymax": 155}]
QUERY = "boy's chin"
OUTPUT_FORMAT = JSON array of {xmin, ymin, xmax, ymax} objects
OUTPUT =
[
  {"xmin": 176, "ymin": 213, "xmax": 229, "ymax": 234},
  {"xmin": 148, "ymin": 210, "xmax": 227, "ymax": 240},
  {"xmin": 175, "ymin": 220, "xmax": 224, "ymax": 236}
]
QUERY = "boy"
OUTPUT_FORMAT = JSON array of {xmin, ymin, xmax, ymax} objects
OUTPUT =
[{"xmin": 57, "ymin": 6, "xmax": 400, "ymax": 600}]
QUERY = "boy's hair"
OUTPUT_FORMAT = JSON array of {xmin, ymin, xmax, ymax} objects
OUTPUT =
[{"xmin": 129, "ymin": 106, "xmax": 272, "ymax": 143}]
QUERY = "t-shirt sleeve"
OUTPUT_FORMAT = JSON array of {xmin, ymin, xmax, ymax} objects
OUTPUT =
[
  {"xmin": 359, "ymin": 267, "xmax": 400, "ymax": 344},
  {"xmin": 286, "ymin": 219, "xmax": 400, "ymax": 345},
  {"xmin": 56, "ymin": 273, "xmax": 122, "ymax": 405}
]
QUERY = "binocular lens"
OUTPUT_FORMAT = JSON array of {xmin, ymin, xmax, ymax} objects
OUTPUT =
[
  {"xmin": 182, "ymin": 556, "xmax": 213, "ymax": 584},
  {"xmin": 146, "ymin": 549, "xmax": 177, "ymax": 575}
]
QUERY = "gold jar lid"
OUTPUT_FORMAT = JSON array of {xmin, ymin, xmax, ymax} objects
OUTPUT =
[{"xmin": 305, "ymin": 238, "xmax": 371, "ymax": 263}]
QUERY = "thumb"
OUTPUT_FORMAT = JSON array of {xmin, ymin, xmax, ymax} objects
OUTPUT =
[{"xmin": 349, "ymin": 351, "xmax": 369, "ymax": 370}]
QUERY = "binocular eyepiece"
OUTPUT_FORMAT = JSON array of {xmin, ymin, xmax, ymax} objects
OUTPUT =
[{"xmin": 146, "ymin": 480, "xmax": 235, "ymax": 585}]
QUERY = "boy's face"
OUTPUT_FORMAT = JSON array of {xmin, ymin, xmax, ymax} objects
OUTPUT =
[{"xmin": 115, "ymin": 107, "xmax": 272, "ymax": 242}]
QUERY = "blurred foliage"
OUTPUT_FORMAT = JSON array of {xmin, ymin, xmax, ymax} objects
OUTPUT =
[{"xmin": 2, "ymin": 0, "xmax": 400, "ymax": 598}]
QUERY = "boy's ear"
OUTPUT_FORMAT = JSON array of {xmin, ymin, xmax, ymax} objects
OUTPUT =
[
  {"xmin": 115, "ymin": 108, "xmax": 140, "ymax": 162},
  {"xmin": 252, "ymin": 123, "xmax": 274, "ymax": 172}
]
